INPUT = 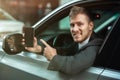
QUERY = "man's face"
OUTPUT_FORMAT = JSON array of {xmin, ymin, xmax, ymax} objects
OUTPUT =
[{"xmin": 70, "ymin": 13, "xmax": 94, "ymax": 43}]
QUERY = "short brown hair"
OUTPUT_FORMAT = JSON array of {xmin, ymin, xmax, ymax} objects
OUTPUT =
[{"xmin": 69, "ymin": 6, "xmax": 93, "ymax": 21}]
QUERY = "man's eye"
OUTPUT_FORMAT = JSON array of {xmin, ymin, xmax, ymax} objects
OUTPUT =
[
  {"xmin": 77, "ymin": 23, "xmax": 82, "ymax": 26},
  {"xmin": 70, "ymin": 24, "xmax": 74, "ymax": 27}
]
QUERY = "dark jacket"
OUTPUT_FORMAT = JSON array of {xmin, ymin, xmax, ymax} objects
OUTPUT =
[{"xmin": 48, "ymin": 33, "xmax": 103, "ymax": 75}]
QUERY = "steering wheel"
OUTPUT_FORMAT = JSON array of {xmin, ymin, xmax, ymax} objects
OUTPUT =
[{"xmin": 53, "ymin": 34, "xmax": 73, "ymax": 48}]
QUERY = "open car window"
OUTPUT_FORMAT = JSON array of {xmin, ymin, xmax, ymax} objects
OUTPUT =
[
  {"xmin": 21, "ymin": 9, "xmax": 120, "ymax": 60},
  {"xmin": 38, "ymin": 9, "xmax": 120, "ymax": 41}
]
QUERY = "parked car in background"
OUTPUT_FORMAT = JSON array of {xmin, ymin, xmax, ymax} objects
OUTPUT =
[
  {"xmin": 0, "ymin": 8, "xmax": 24, "ymax": 51},
  {"xmin": 0, "ymin": 8, "xmax": 24, "ymax": 39},
  {"xmin": 0, "ymin": 0, "xmax": 120, "ymax": 80}
]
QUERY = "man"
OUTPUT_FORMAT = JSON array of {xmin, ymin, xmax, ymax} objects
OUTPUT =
[{"xmin": 25, "ymin": 6, "xmax": 103, "ymax": 75}]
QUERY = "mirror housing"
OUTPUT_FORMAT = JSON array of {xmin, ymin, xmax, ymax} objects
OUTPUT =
[{"xmin": 2, "ymin": 33, "xmax": 25, "ymax": 55}]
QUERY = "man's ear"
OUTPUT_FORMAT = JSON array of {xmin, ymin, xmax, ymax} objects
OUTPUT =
[{"xmin": 89, "ymin": 21, "xmax": 94, "ymax": 31}]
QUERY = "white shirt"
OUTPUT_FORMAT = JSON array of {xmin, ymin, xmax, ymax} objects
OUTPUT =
[{"xmin": 78, "ymin": 37, "xmax": 90, "ymax": 50}]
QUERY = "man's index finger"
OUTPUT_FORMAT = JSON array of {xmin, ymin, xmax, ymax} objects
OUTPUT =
[{"xmin": 40, "ymin": 39, "xmax": 50, "ymax": 47}]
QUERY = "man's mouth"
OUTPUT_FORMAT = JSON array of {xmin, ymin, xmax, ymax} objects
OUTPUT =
[{"xmin": 73, "ymin": 33, "xmax": 82, "ymax": 39}]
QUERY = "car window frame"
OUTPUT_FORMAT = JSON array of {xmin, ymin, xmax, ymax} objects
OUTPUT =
[
  {"xmin": 94, "ymin": 15, "xmax": 120, "ymax": 69},
  {"xmin": 33, "ymin": 0, "xmax": 120, "ymax": 37},
  {"xmin": 97, "ymin": 16, "xmax": 120, "ymax": 80}
]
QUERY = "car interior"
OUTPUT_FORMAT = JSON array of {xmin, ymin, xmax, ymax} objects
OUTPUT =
[{"xmin": 38, "ymin": 10, "xmax": 120, "ymax": 49}]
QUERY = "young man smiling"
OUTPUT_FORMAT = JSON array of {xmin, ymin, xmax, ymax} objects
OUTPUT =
[{"xmin": 25, "ymin": 6, "xmax": 103, "ymax": 75}]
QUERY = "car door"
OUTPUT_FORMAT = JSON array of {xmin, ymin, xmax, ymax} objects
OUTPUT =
[{"xmin": 94, "ymin": 16, "xmax": 120, "ymax": 80}]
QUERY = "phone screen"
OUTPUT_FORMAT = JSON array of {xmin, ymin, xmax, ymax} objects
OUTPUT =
[{"xmin": 23, "ymin": 27, "xmax": 34, "ymax": 47}]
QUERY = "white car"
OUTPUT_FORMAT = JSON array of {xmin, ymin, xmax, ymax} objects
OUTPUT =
[
  {"xmin": 0, "ymin": 8, "xmax": 24, "ymax": 40},
  {"xmin": 0, "ymin": 8, "xmax": 24, "ymax": 51}
]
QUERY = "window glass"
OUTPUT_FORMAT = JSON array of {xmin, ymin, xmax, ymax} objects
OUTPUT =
[
  {"xmin": 103, "ymin": 16, "xmax": 120, "ymax": 71},
  {"xmin": 59, "ymin": 16, "xmax": 70, "ymax": 30},
  {"xmin": 41, "ymin": 10, "xmax": 120, "ymax": 38},
  {"xmin": 94, "ymin": 14, "xmax": 120, "ymax": 71},
  {"xmin": 41, "ymin": 16, "xmax": 70, "ymax": 36}
]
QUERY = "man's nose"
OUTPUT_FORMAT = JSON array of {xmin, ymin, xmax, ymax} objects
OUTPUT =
[{"xmin": 73, "ymin": 25, "xmax": 79, "ymax": 31}]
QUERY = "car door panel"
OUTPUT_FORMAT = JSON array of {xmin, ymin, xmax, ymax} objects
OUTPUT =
[
  {"xmin": 99, "ymin": 69, "xmax": 120, "ymax": 80},
  {"xmin": 0, "ymin": 51, "xmax": 104, "ymax": 80}
]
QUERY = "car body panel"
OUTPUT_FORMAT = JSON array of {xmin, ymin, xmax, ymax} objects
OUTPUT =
[
  {"xmin": 0, "ymin": 52, "xmax": 104, "ymax": 80},
  {"xmin": 99, "ymin": 69, "xmax": 120, "ymax": 80}
]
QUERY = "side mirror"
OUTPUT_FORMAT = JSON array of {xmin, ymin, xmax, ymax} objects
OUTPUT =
[{"xmin": 2, "ymin": 33, "xmax": 25, "ymax": 55}]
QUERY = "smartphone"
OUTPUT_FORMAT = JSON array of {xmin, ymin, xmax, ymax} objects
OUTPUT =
[{"xmin": 23, "ymin": 27, "xmax": 34, "ymax": 47}]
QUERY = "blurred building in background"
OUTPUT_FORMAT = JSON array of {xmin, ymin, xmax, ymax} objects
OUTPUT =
[{"xmin": 0, "ymin": 0, "xmax": 60, "ymax": 26}]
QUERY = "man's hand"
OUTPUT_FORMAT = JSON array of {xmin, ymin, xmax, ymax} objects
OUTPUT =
[
  {"xmin": 22, "ymin": 37, "xmax": 42, "ymax": 53},
  {"xmin": 40, "ymin": 39, "xmax": 57, "ymax": 61}
]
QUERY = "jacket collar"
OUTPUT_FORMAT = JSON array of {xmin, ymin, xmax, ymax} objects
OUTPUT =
[{"xmin": 76, "ymin": 32, "xmax": 103, "ymax": 52}]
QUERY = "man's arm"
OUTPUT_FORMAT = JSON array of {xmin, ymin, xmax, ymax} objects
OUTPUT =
[
  {"xmin": 40, "ymin": 39, "xmax": 102, "ymax": 75},
  {"xmin": 48, "ymin": 45, "xmax": 100, "ymax": 75}
]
